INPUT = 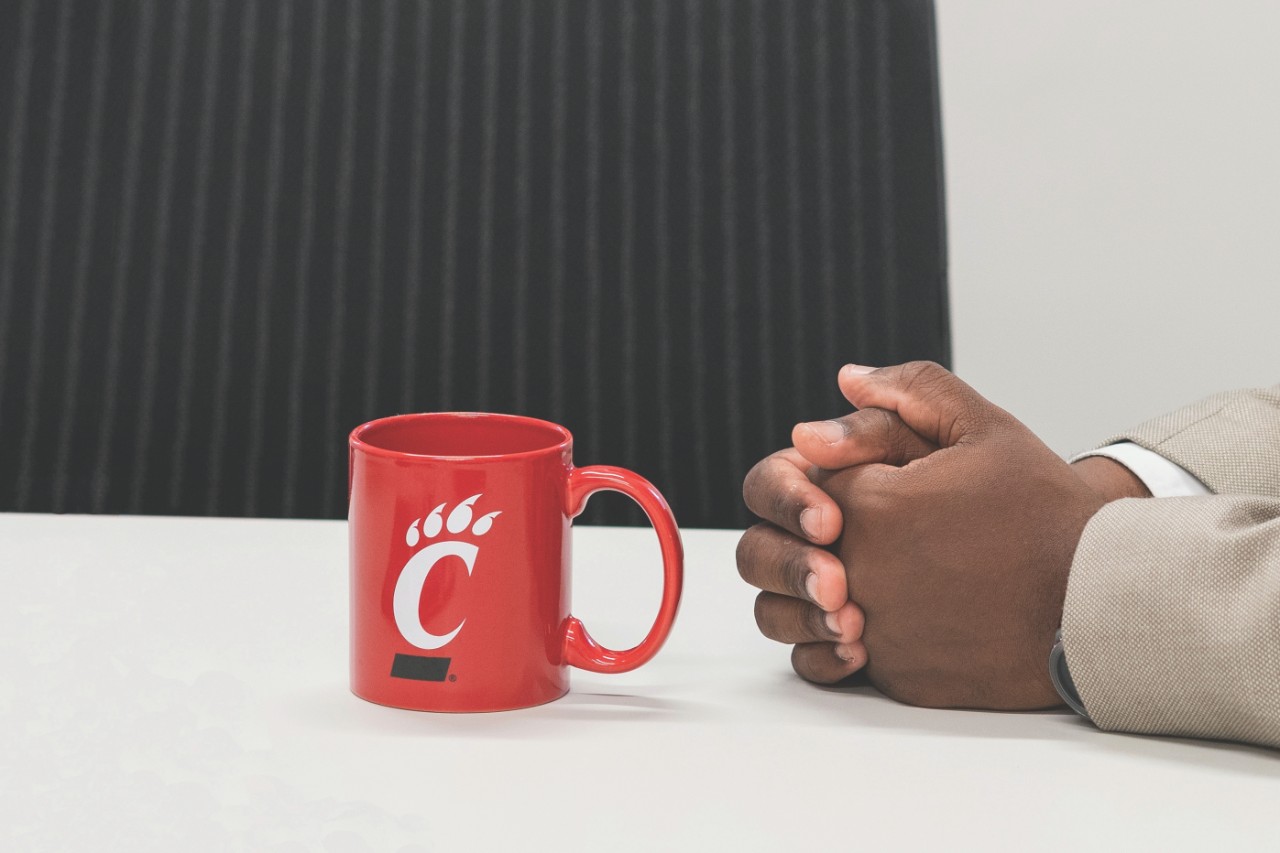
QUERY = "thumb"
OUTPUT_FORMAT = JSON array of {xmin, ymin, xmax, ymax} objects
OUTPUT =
[
  {"xmin": 792, "ymin": 407, "xmax": 937, "ymax": 470},
  {"xmin": 837, "ymin": 361, "xmax": 1006, "ymax": 448}
]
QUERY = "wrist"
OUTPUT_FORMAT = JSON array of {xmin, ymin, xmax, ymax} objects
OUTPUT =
[
  {"xmin": 1032, "ymin": 459, "xmax": 1139, "ymax": 711},
  {"xmin": 1070, "ymin": 456, "xmax": 1152, "ymax": 502},
  {"xmin": 1024, "ymin": 475, "xmax": 1106, "ymax": 709}
]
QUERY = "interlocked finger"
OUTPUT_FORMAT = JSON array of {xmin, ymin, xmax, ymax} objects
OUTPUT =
[
  {"xmin": 754, "ymin": 593, "xmax": 864, "ymax": 645},
  {"xmin": 791, "ymin": 641, "xmax": 869, "ymax": 684}
]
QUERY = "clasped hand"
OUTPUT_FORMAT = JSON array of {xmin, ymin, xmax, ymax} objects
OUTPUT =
[{"xmin": 736, "ymin": 362, "xmax": 1148, "ymax": 710}]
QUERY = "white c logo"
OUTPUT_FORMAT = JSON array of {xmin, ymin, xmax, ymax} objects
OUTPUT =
[{"xmin": 393, "ymin": 541, "xmax": 478, "ymax": 650}]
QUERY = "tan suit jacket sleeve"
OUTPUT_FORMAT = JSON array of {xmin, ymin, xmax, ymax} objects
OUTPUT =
[{"xmin": 1061, "ymin": 385, "xmax": 1280, "ymax": 749}]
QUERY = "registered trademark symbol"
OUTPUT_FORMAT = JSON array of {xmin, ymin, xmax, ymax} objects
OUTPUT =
[{"xmin": 448, "ymin": 674, "xmax": 457, "ymax": 682}]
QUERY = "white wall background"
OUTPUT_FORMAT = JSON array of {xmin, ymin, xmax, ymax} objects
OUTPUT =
[{"xmin": 937, "ymin": 1, "xmax": 1280, "ymax": 456}]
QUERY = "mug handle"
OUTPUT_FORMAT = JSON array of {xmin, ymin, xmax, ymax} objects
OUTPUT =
[{"xmin": 561, "ymin": 466, "xmax": 684, "ymax": 673}]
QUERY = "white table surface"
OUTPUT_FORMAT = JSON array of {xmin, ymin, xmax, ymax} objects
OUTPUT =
[{"xmin": 2, "ymin": 513, "xmax": 1278, "ymax": 852}]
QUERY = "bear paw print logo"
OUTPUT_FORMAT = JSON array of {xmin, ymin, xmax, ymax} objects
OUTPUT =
[
  {"xmin": 393, "ymin": 494, "xmax": 502, "ymax": 650},
  {"xmin": 404, "ymin": 494, "xmax": 501, "ymax": 546}
]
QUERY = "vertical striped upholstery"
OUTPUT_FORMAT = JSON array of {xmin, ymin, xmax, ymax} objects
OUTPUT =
[{"xmin": 0, "ymin": 0, "xmax": 948, "ymax": 528}]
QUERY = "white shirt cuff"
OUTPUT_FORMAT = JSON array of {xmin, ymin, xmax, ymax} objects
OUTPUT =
[{"xmin": 1071, "ymin": 442, "xmax": 1211, "ymax": 498}]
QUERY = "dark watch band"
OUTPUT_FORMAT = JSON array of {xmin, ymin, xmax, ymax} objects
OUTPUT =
[{"xmin": 1049, "ymin": 629, "xmax": 1089, "ymax": 719}]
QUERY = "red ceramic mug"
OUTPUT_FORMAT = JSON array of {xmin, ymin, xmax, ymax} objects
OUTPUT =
[{"xmin": 348, "ymin": 412, "xmax": 684, "ymax": 712}]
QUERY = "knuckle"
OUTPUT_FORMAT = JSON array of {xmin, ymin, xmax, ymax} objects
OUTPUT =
[
  {"xmin": 868, "ymin": 409, "xmax": 900, "ymax": 462},
  {"xmin": 744, "ymin": 455, "xmax": 805, "ymax": 525},
  {"xmin": 747, "ymin": 594, "xmax": 788, "ymax": 640},
  {"xmin": 905, "ymin": 359, "xmax": 947, "ymax": 380},
  {"xmin": 870, "ymin": 404, "xmax": 921, "ymax": 458},
  {"xmin": 903, "ymin": 360, "xmax": 951, "ymax": 396},
  {"xmin": 781, "ymin": 542, "xmax": 814, "ymax": 599},
  {"xmin": 754, "ymin": 593, "xmax": 798, "ymax": 644},
  {"xmin": 741, "ymin": 458, "xmax": 769, "ymax": 508},
  {"xmin": 736, "ymin": 524, "xmax": 820, "ymax": 602},
  {"xmin": 744, "ymin": 452, "xmax": 785, "ymax": 501},
  {"xmin": 887, "ymin": 434, "xmax": 910, "ymax": 465},
  {"xmin": 734, "ymin": 529, "xmax": 758, "ymax": 581},
  {"xmin": 768, "ymin": 487, "xmax": 804, "ymax": 531},
  {"xmin": 868, "ymin": 406, "xmax": 897, "ymax": 430},
  {"xmin": 790, "ymin": 645, "xmax": 819, "ymax": 681},
  {"xmin": 753, "ymin": 592, "xmax": 773, "ymax": 634},
  {"xmin": 781, "ymin": 474, "xmax": 807, "ymax": 507},
  {"xmin": 843, "ymin": 407, "xmax": 890, "ymax": 445}
]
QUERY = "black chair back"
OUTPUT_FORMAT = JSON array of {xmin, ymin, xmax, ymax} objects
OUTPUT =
[{"xmin": 0, "ymin": 0, "xmax": 948, "ymax": 527}]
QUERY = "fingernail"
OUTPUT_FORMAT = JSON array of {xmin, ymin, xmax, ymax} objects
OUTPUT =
[
  {"xmin": 799, "ymin": 507, "xmax": 821, "ymax": 540},
  {"xmin": 803, "ymin": 420, "xmax": 845, "ymax": 445},
  {"xmin": 835, "ymin": 643, "xmax": 860, "ymax": 663},
  {"xmin": 824, "ymin": 611, "xmax": 843, "ymax": 637},
  {"xmin": 842, "ymin": 364, "xmax": 877, "ymax": 376},
  {"xmin": 804, "ymin": 573, "xmax": 820, "ymax": 604}
]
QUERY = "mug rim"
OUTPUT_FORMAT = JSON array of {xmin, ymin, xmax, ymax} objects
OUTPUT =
[{"xmin": 349, "ymin": 411, "xmax": 574, "ymax": 462}]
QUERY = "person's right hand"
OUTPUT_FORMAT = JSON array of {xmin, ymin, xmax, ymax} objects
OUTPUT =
[
  {"xmin": 785, "ymin": 363, "xmax": 1154, "ymax": 710},
  {"xmin": 737, "ymin": 411, "xmax": 936, "ymax": 683}
]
